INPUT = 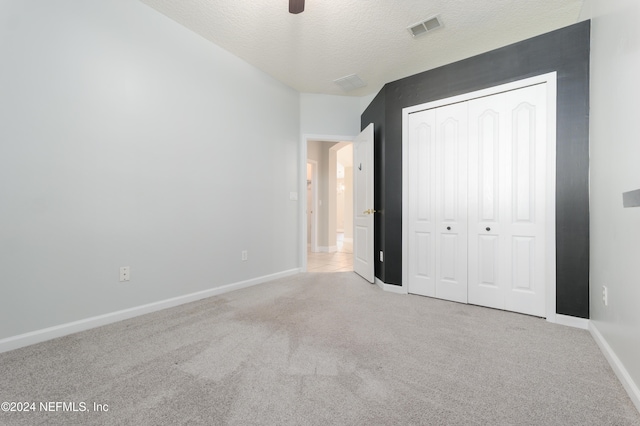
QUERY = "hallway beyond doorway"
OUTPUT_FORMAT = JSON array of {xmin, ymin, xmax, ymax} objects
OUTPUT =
[
  {"xmin": 307, "ymin": 251, "xmax": 353, "ymax": 272},
  {"xmin": 307, "ymin": 233, "xmax": 353, "ymax": 272}
]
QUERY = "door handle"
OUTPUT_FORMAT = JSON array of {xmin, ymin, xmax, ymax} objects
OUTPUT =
[{"xmin": 363, "ymin": 209, "xmax": 378, "ymax": 215}]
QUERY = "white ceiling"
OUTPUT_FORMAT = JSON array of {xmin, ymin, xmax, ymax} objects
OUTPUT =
[{"xmin": 139, "ymin": 0, "xmax": 585, "ymax": 97}]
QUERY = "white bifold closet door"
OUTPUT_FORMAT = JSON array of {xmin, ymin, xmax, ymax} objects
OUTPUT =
[{"xmin": 407, "ymin": 83, "xmax": 547, "ymax": 317}]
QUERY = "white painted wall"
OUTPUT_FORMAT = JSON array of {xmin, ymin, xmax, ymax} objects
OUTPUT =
[
  {"xmin": 300, "ymin": 94, "xmax": 362, "ymax": 137},
  {"xmin": 359, "ymin": 93, "xmax": 377, "ymax": 115},
  {"xmin": 580, "ymin": 0, "xmax": 640, "ymax": 403},
  {"xmin": 0, "ymin": 0, "xmax": 300, "ymax": 340}
]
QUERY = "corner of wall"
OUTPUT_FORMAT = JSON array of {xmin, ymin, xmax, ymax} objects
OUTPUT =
[{"xmin": 589, "ymin": 321, "xmax": 640, "ymax": 413}]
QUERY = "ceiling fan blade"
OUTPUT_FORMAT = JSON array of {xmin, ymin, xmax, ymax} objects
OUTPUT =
[{"xmin": 289, "ymin": 0, "xmax": 304, "ymax": 14}]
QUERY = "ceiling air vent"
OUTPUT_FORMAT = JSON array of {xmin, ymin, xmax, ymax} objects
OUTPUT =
[
  {"xmin": 333, "ymin": 74, "xmax": 367, "ymax": 92},
  {"xmin": 407, "ymin": 15, "xmax": 443, "ymax": 38}
]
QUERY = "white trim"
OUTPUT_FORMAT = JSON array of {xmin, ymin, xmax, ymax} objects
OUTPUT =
[
  {"xmin": 0, "ymin": 268, "xmax": 300, "ymax": 354},
  {"xmin": 552, "ymin": 314, "xmax": 589, "ymax": 330},
  {"xmin": 543, "ymin": 74, "xmax": 558, "ymax": 322},
  {"xmin": 375, "ymin": 278, "xmax": 409, "ymax": 294},
  {"xmin": 401, "ymin": 109, "xmax": 411, "ymax": 294},
  {"xmin": 402, "ymin": 73, "xmax": 556, "ymax": 115},
  {"xmin": 402, "ymin": 72, "xmax": 558, "ymax": 319},
  {"xmin": 300, "ymin": 133, "xmax": 356, "ymax": 273},
  {"xmin": 589, "ymin": 322, "xmax": 640, "ymax": 413}
]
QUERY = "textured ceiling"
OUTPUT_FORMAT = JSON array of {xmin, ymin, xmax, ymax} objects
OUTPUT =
[{"xmin": 139, "ymin": 0, "xmax": 585, "ymax": 97}]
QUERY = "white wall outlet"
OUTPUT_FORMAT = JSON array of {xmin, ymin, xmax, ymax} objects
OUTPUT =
[
  {"xmin": 241, "ymin": 250, "xmax": 248, "ymax": 261},
  {"xmin": 379, "ymin": 251, "xmax": 384, "ymax": 262},
  {"xmin": 119, "ymin": 266, "xmax": 130, "ymax": 282},
  {"xmin": 602, "ymin": 285, "xmax": 608, "ymax": 306}
]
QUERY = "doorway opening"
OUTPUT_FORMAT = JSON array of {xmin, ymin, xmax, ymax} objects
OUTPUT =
[{"xmin": 306, "ymin": 140, "xmax": 353, "ymax": 272}]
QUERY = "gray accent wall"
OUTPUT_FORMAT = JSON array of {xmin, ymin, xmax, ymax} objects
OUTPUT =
[{"xmin": 362, "ymin": 21, "xmax": 590, "ymax": 319}]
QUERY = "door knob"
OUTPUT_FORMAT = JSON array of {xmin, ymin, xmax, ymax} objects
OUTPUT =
[
  {"xmin": 363, "ymin": 209, "xmax": 378, "ymax": 215},
  {"xmin": 486, "ymin": 227, "xmax": 491, "ymax": 232},
  {"xmin": 446, "ymin": 226, "xmax": 451, "ymax": 231}
]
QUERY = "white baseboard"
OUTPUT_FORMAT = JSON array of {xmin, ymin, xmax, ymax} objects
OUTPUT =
[
  {"xmin": 375, "ymin": 278, "xmax": 407, "ymax": 294},
  {"xmin": 589, "ymin": 322, "xmax": 640, "ymax": 414},
  {"xmin": 0, "ymin": 268, "xmax": 301, "ymax": 354},
  {"xmin": 553, "ymin": 314, "xmax": 589, "ymax": 330}
]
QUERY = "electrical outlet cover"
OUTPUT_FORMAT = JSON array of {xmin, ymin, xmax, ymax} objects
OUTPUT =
[{"xmin": 120, "ymin": 266, "xmax": 130, "ymax": 282}]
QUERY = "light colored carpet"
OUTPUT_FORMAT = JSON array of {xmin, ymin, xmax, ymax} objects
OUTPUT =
[{"xmin": 1, "ymin": 272, "xmax": 639, "ymax": 425}]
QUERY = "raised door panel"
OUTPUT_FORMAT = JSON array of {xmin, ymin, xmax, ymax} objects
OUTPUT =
[
  {"xmin": 434, "ymin": 103, "xmax": 468, "ymax": 303},
  {"xmin": 468, "ymin": 95, "xmax": 506, "ymax": 310},
  {"xmin": 512, "ymin": 236, "xmax": 536, "ymax": 292},
  {"xmin": 512, "ymin": 103, "xmax": 536, "ymax": 224},
  {"xmin": 504, "ymin": 84, "xmax": 547, "ymax": 317},
  {"xmin": 407, "ymin": 110, "xmax": 436, "ymax": 296}
]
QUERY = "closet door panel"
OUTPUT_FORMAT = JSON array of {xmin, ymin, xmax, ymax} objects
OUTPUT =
[
  {"xmin": 504, "ymin": 85, "xmax": 547, "ymax": 317},
  {"xmin": 468, "ymin": 84, "xmax": 547, "ymax": 316},
  {"xmin": 434, "ymin": 102, "xmax": 468, "ymax": 303},
  {"xmin": 407, "ymin": 110, "xmax": 437, "ymax": 297},
  {"xmin": 468, "ymin": 95, "xmax": 507, "ymax": 310}
]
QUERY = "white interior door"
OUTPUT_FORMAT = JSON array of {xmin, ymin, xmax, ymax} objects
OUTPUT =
[
  {"xmin": 353, "ymin": 123, "xmax": 375, "ymax": 283},
  {"xmin": 468, "ymin": 84, "xmax": 547, "ymax": 317}
]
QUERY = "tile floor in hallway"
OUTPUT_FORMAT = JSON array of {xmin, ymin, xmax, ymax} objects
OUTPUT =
[{"xmin": 307, "ymin": 250, "xmax": 353, "ymax": 272}]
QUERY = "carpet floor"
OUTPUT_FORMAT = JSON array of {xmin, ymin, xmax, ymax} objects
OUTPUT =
[{"xmin": 1, "ymin": 272, "xmax": 639, "ymax": 425}]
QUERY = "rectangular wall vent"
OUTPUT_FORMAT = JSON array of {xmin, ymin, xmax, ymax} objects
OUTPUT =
[
  {"xmin": 333, "ymin": 74, "xmax": 367, "ymax": 92},
  {"xmin": 408, "ymin": 15, "xmax": 443, "ymax": 37}
]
